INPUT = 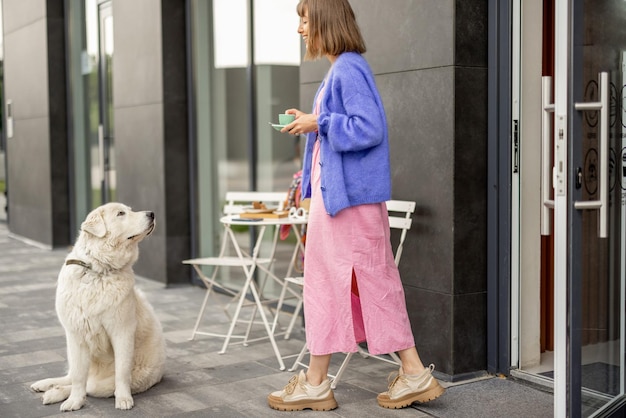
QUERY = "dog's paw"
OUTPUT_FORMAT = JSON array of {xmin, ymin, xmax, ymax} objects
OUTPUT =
[
  {"xmin": 31, "ymin": 376, "xmax": 71, "ymax": 393},
  {"xmin": 42, "ymin": 386, "xmax": 70, "ymax": 404},
  {"xmin": 31, "ymin": 379, "xmax": 53, "ymax": 392},
  {"xmin": 115, "ymin": 395, "xmax": 134, "ymax": 410},
  {"xmin": 60, "ymin": 395, "xmax": 86, "ymax": 411}
]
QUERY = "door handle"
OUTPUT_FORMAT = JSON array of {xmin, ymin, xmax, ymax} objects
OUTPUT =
[
  {"xmin": 541, "ymin": 76, "xmax": 555, "ymax": 236},
  {"xmin": 574, "ymin": 72, "xmax": 608, "ymax": 238}
]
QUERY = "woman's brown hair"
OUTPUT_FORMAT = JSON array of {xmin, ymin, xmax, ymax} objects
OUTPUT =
[{"xmin": 297, "ymin": 0, "xmax": 366, "ymax": 60}]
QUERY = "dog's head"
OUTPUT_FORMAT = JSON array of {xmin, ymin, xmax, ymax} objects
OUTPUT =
[
  {"xmin": 77, "ymin": 203, "xmax": 155, "ymax": 270},
  {"xmin": 81, "ymin": 203, "xmax": 155, "ymax": 242}
]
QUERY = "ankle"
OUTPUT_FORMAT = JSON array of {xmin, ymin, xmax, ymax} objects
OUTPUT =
[
  {"xmin": 305, "ymin": 371, "xmax": 325, "ymax": 386},
  {"xmin": 402, "ymin": 365, "xmax": 426, "ymax": 376}
]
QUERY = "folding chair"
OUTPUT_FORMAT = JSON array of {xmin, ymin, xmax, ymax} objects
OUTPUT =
[
  {"xmin": 182, "ymin": 192, "xmax": 288, "ymax": 360},
  {"xmin": 286, "ymin": 199, "xmax": 416, "ymax": 388}
]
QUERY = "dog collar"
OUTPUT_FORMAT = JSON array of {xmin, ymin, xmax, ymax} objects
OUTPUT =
[{"xmin": 65, "ymin": 259, "xmax": 92, "ymax": 270}]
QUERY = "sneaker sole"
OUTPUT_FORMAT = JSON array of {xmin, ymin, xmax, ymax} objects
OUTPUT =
[
  {"xmin": 267, "ymin": 392, "xmax": 338, "ymax": 411},
  {"xmin": 377, "ymin": 381, "xmax": 445, "ymax": 409}
]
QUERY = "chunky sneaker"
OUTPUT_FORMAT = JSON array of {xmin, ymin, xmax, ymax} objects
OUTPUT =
[
  {"xmin": 268, "ymin": 370, "xmax": 338, "ymax": 411},
  {"xmin": 377, "ymin": 364, "xmax": 445, "ymax": 409}
]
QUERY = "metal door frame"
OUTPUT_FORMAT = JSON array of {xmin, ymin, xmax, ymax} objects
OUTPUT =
[
  {"xmin": 552, "ymin": 0, "xmax": 576, "ymax": 415},
  {"xmin": 487, "ymin": 0, "xmax": 513, "ymax": 377}
]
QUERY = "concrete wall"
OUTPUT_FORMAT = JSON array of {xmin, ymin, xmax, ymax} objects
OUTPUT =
[
  {"xmin": 112, "ymin": 0, "xmax": 190, "ymax": 284},
  {"xmin": 299, "ymin": 0, "xmax": 488, "ymax": 378},
  {"xmin": 3, "ymin": 0, "xmax": 70, "ymax": 247}
]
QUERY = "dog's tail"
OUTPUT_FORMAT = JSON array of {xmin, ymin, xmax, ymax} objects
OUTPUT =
[{"xmin": 131, "ymin": 365, "xmax": 164, "ymax": 394}]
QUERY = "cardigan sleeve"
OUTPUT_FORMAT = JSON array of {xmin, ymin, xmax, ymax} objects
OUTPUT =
[{"xmin": 317, "ymin": 57, "xmax": 386, "ymax": 153}]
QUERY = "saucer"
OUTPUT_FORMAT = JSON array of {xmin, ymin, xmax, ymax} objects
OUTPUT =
[{"xmin": 269, "ymin": 122, "xmax": 286, "ymax": 132}]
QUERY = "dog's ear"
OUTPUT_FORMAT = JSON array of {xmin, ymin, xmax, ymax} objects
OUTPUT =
[{"xmin": 81, "ymin": 211, "xmax": 107, "ymax": 238}]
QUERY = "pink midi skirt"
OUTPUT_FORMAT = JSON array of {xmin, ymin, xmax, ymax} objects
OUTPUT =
[{"xmin": 303, "ymin": 140, "xmax": 416, "ymax": 356}]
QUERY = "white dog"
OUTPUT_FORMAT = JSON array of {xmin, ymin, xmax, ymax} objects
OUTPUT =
[{"xmin": 31, "ymin": 202, "xmax": 165, "ymax": 411}]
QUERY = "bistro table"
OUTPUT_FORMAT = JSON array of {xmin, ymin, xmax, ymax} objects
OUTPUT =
[{"xmin": 205, "ymin": 213, "xmax": 306, "ymax": 370}]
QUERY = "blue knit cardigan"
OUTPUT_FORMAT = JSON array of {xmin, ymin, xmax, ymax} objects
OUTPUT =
[{"xmin": 301, "ymin": 52, "xmax": 391, "ymax": 216}]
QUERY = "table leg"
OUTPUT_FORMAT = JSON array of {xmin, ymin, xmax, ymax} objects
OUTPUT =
[
  {"xmin": 219, "ymin": 262, "xmax": 255, "ymax": 354},
  {"xmin": 272, "ymin": 226, "xmax": 306, "ymax": 338},
  {"xmin": 246, "ymin": 274, "xmax": 287, "ymax": 371}
]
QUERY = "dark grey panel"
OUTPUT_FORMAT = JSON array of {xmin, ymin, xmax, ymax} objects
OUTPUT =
[
  {"xmin": 162, "ymin": 0, "xmax": 188, "ymax": 104},
  {"xmin": 47, "ymin": 10, "xmax": 70, "ymax": 245},
  {"xmin": 136, "ymin": 232, "xmax": 168, "ymax": 285},
  {"xmin": 46, "ymin": 0, "xmax": 64, "ymax": 19},
  {"xmin": 114, "ymin": 104, "xmax": 165, "ymax": 206},
  {"xmin": 379, "ymin": 68, "xmax": 455, "ymax": 294},
  {"xmin": 454, "ymin": 67, "xmax": 488, "ymax": 294},
  {"xmin": 455, "ymin": 0, "xmax": 488, "ymax": 67},
  {"xmin": 257, "ymin": 65, "xmax": 301, "ymax": 172},
  {"xmin": 452, "ymin": 291, "xmax": 487, "ymax": 374},
  {"xmin": 6, "ymin": 117, "xmax": 53, "ymax": 245},
  {"xmin": 299, "ymin": 59, "xmax": 330, "ymax": 85},
  {"xmin": 299, "ymin": 82, "xmax": 324, "ymax": 113},
  {"xmin": 404, "ymin": 286, "xmax": 452, "ymax": 375},
  {"xmin": 115, "ymin": 104, "xmax": 167, "ymax": 282},
  {"xmin": 2, "ymin": 0, "xmax": 46, "ymax": 34},
  {"xmin": 299, "ymin": 0, "xmax": 455, "ymax": 81},
  {"xmin": 355, "ymin": 0, "xmax": 455, "ymax": 74},
  {"xmin": 3, "ymin": 20, "xmax": 49, "ymax": 118},
  {"xmin": 112, "ymin": 0, "xmax": 163, "ymax": 107},
  {"xmin": 225, "ymin": 68, "xmax": 250, "ymax": 161},
  {"xmin": 404, "ymin": 287, "xmax": 487, "ymax": 377}
]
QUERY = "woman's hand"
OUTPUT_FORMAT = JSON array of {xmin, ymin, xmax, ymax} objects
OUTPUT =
[{"xmin": 281, "ymin": 109, "xmax": 318, "ymax": 136}]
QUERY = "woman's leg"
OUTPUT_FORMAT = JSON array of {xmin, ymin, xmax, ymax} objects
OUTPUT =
[
  {"xmin": 268, "ymin": 352, "xmax": 338, "ymax": 411},
  {"xmin": 378, "ymin": 346, "xmax": 445, "ymax": 409},
  {"xmin": 306, "ymin": 354, "xmax": 332, "ymax": 385},
  {"xmin": 397, "ymin": 346, "xmax": 426, "ymax": 375}
]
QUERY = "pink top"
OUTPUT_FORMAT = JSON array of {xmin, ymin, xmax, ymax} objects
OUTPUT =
[{"xmin": 302, "ymin": 76, "xmax": 415, "ymax": 356}]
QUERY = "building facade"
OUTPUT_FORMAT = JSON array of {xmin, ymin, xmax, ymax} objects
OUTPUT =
[{"xmin": 1, "ymin": 0, "xmax": 625, "ymax": 416}]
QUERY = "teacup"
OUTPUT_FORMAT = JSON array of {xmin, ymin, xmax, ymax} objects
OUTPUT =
[{"xmin": 278, "ymin": 113, "xmax": 295, "ymax": 125}]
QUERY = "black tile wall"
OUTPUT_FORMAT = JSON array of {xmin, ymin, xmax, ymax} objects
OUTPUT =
[
  {"xmin": 453, "ymin": 67, "xmax": 488, "ymax": 295},
  {"xmin": 297, "ymin": 0, "xmax": 488, "ymax": 379},
  {"xmin": 455, "ymin": 0, "xmax": 488, "ymax": 67},
  {"xmin": 452, "ymin": 292, "xmax": 487, "ymax": 374}
]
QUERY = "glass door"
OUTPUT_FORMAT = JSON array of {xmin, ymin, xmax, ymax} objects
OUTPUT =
[
  {"xmin": 65, "ymin": 0, "xmax": 114, "ymax": 233},
  {"xmin": 514, "ymin": 3, "xmax": 625, "ymax": 414},
  {"xmin": 94, "ymin": 1, "xmax": 115, "ymax": 205},
  {"xmin": 188, "ymin": 0, "xmax": 301, "ymax": 292},
  {"xmin": 570, "ymin": 1, "xmax": 625, "ymax": 415},
  {"xmin": 550, "ymin": 0, "xmax": 625, "ymax": 416}
]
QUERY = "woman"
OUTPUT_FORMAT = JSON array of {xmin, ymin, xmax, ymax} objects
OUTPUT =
[{"xmin": 268, "ymin": 0, "xmax": 445, "ymax": 411}]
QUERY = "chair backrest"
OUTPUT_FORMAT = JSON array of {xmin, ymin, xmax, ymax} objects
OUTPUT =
[
  {"xmin": 223, "ymin": 191, "xmax": 288, "ymax": 215},
  {"xmin": 385, "ymin": 199, "xmax": 416, "ymax": 266}
]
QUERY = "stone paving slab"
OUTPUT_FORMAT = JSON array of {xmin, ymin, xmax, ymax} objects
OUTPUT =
[{"xmin": 0, "ymin": 221, "xmax": 553, "ymax": 417}]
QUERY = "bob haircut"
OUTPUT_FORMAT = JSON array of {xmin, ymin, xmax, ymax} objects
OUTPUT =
[{"xmin": 297, "ymin": 0, "xmax": 366, "ymax": 61}]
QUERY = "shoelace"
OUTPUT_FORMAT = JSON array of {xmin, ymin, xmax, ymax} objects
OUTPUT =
[
  {"xmin": 283, "ymin": 374, "xmax": 304, "ymax": 395},
  {"xmin": 386, "ymin": 364, "xmax": 435, "ymax": 391},
  {"xmin": 386, "ymin": 371, "xmax": 407, "ymax": 391}
]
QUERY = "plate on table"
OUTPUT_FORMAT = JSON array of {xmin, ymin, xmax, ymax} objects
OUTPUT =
[
  {"xmin": 269, "ymin": 122, "xmax": 287, "ymax": 132},
  {"xmin": 241, "ymin": 206, "xmax": 277, "ymax": 214}
]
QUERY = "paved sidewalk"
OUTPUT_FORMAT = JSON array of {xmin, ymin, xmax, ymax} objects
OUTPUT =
[{"xmin": 0, "ymin": 221, "xmax": 554, "ymax": 417}]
